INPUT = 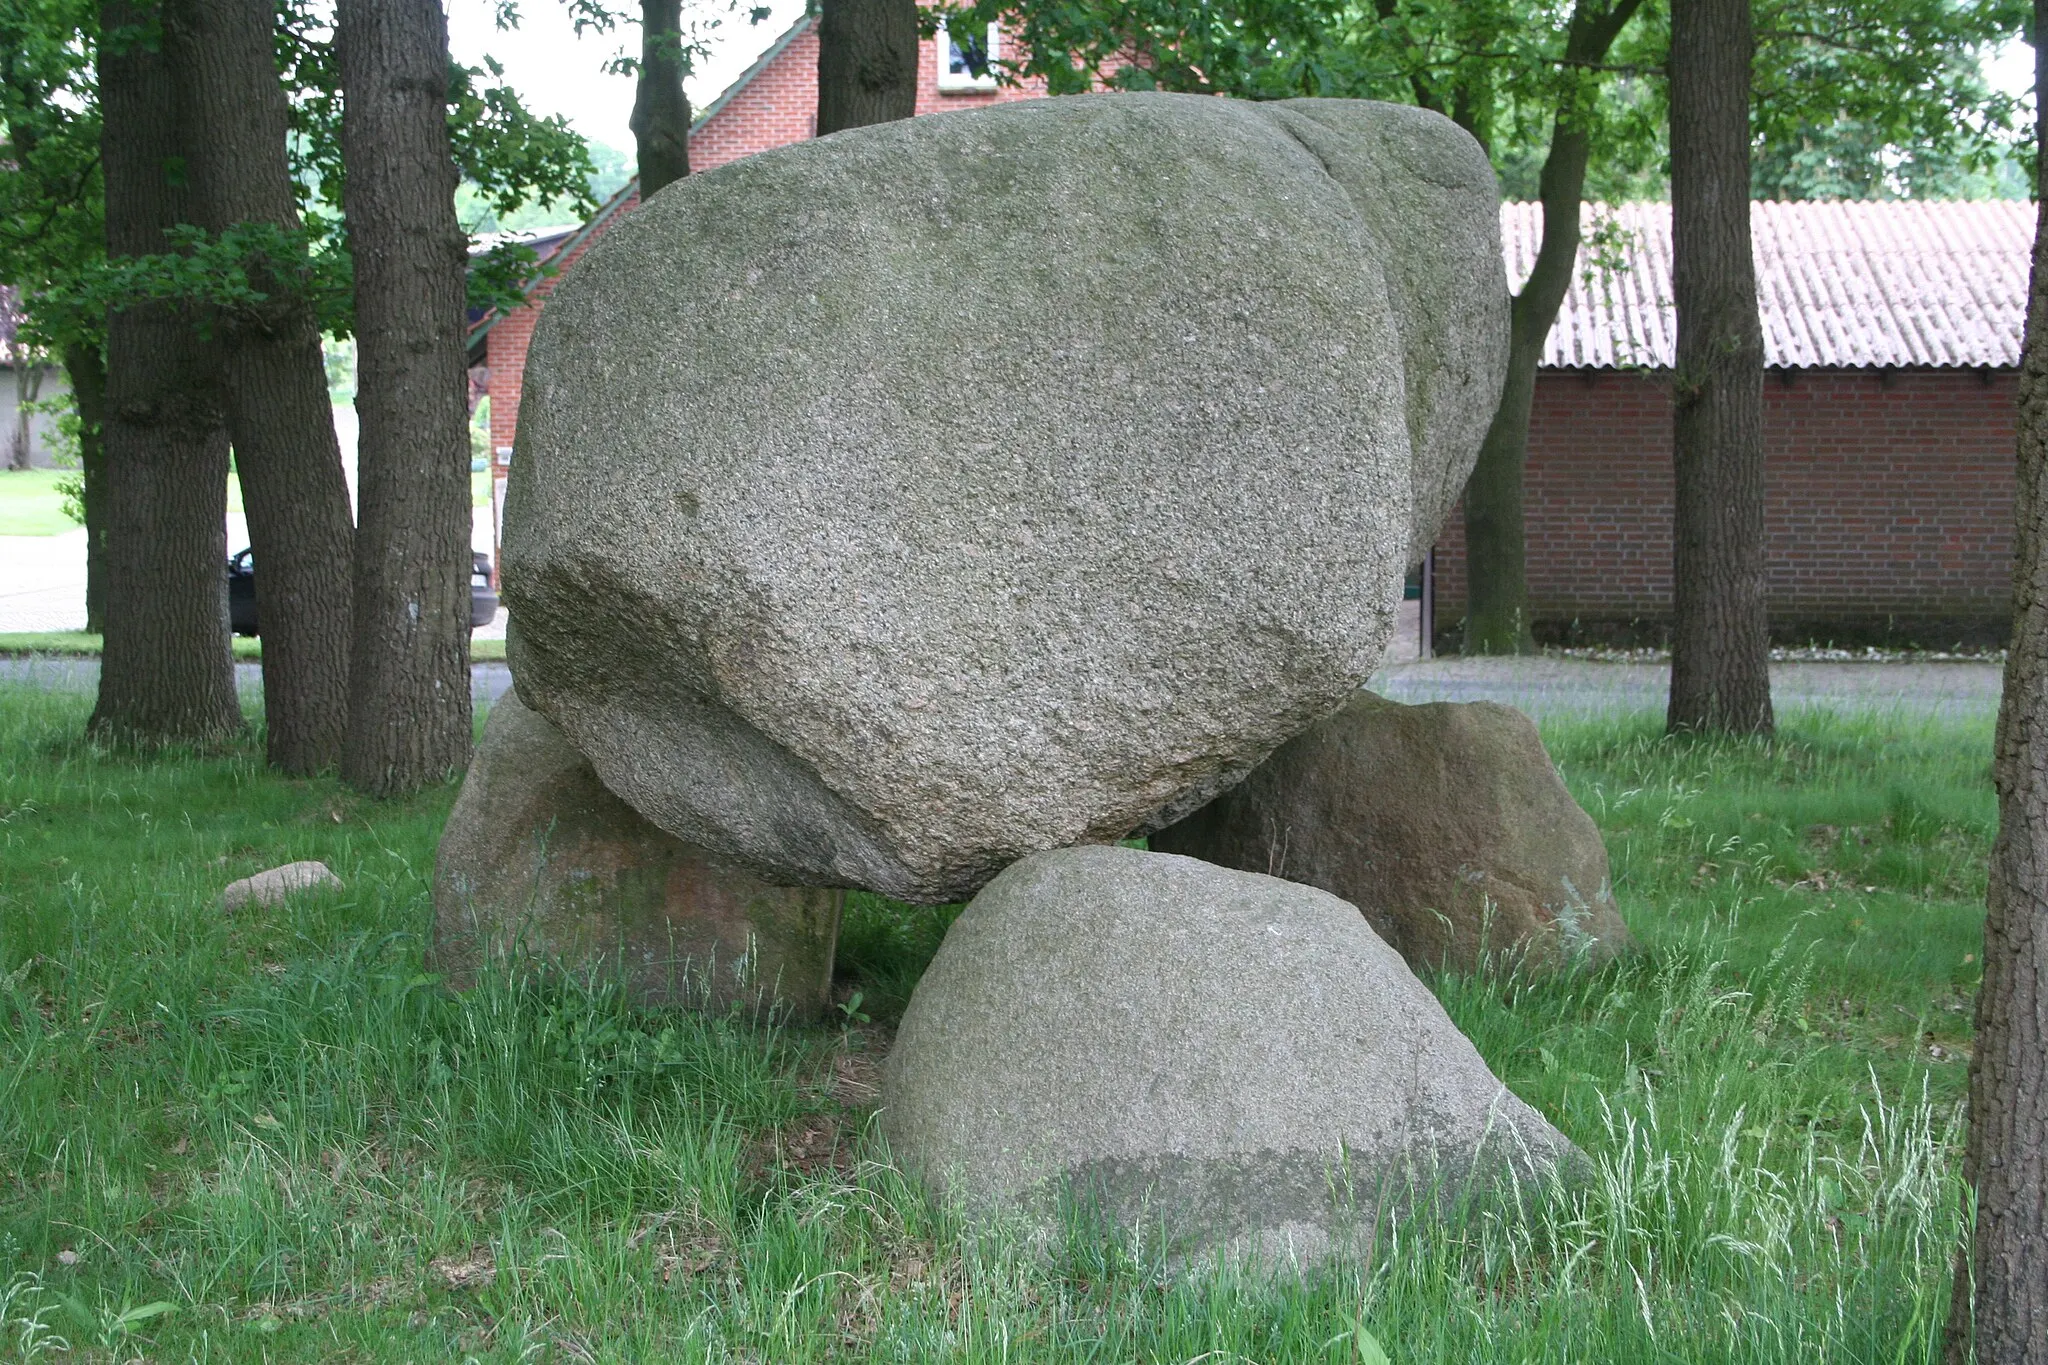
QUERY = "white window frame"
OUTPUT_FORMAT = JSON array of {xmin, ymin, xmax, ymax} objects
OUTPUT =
[{"xmin": 935, "ymin": 19, "xmax": 1000, "ymax": 93}]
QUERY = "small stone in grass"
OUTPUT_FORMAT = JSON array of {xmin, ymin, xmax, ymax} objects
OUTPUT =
[
  {"xmin": 431, "ymin": 1249, "xmax": 496, "ymax": 1291},
  {"xmin": 221, "ymin": 861, "xmax": 342, "ymax": 911}
]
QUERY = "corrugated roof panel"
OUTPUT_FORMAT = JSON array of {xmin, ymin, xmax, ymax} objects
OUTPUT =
[{"xmin": 1504, "ymin": 199, "xmax": 2034, "ymax": 370}]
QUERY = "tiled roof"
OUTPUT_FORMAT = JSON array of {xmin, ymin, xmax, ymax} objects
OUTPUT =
[{"xmin": 1504, "ymin": 199, "xmax": 2036, "ymax": 371}]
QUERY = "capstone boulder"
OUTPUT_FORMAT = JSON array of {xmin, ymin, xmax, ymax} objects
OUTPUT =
[{"xmin": 504, "ymin": 93, "xmax": 1507, "ymax": 903}]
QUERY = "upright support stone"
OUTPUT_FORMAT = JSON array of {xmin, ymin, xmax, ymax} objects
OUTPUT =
[
  {"xmin": 432, "ymin": 691, "xmax": 842, "ymax": 1019},
  {"xmin": 1154, "ymin": 692, "xmax": 1635, "ymax": 974}
]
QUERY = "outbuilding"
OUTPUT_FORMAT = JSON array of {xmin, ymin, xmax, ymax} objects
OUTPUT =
[{"xmin": 1433, "ymin": 199, "xmax": 2029, "ymax": 648}]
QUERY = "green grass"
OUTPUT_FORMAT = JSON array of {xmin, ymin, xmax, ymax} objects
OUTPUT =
[
  {"xmin": 0, "ymin": 445, "xmax": 488, "ymax": 539},
  {"xmin": 0, "ymin": 632, "xmax": 507, "ymax": 662},
  {"xmin": 0, "ymin": 688, "xmax": 1990, "ymax": 1360},
  {"xmin": 0, "ymin": 470, "xmax": 81, "ymax": 537}
]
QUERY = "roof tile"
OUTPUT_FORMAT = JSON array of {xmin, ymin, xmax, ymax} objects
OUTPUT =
[{"xmin": 1502, "ymin": 200, "xmax": 2035, "ymax": 370}]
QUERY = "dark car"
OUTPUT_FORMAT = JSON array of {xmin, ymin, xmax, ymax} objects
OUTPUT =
[{"xmin": 228, "ymin": 549, "xmax": 500, "ymax": 636}]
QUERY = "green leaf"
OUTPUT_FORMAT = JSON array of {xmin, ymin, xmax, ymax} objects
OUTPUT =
[
  {"xmin": 110, "ymin": 1300, "xmax": 176, "ymax": 1332},
  {"xmin": 1355, "ymin": 1324, "xmax": 1392, "ymax": 1365}
]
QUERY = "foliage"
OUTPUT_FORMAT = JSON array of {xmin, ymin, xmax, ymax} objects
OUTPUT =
[
  {"xmin": 447, "ymin": 56, "xmax": 602, "ymax": 226},
  {"xmin": 0, "ymin": 0, "xmax": 600, "ymax": 364},
  {"xmin": 456, "ymin": 140, "xmax": 632, "ymax": 235},
  {"xmin": 936, "ymin": 0, "xmax": 2024, "ymax": 202},
  {"xmin": 505, "ymin": 0, "xmax": 776, "ymax": 82},
  {"xmin": 60, "ymin": 220, "xmax": 353, "ymax": 339},
  {"xmin": 0, "ymin": 0, "xmax": 104, "ymax": 353},
  {"xmin": 466, "ymin": 239, "xmax": 556, "ymax": 320},
  {"xmin": 1749, "ymin": 0, "xmax": 2028, "ymax": 199},
  {"xmin": 0, "ymin": 684, "xmax": 1991, "ymax": 1357}
]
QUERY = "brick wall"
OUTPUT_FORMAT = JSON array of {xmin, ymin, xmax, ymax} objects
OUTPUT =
[{"xmin": 1430, "ymin": 367, "xmax": 2018, "ymax": 645}]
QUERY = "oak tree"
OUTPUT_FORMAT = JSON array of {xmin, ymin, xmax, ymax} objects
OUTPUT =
[
  {"xmin": 337, "ymin": 0, "xmax": 476, "ymax": 795},
  {"xmin": 633, "ymin": 0, "xmax": 694, "ymax": 193},
  {"xmin": 90, "ymin": 0, "xmax": 242, "ymax": 746},
  {"xmin": 1665, "ymin": 0, "xmax": 1772, "ymax": 734},
  {"xmin": 1945, "ymin": 4, "xmax": 2048, "ymax": 1355},
  {"xmin": 818, "ymin": 0, "xmax": 919, "ymax": 133},
  {"xmin": 164, "ymin": 0, "xmax": 357, "ymax": 773}
]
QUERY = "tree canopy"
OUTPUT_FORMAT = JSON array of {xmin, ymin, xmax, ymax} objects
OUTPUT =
[
  {"xmin": 938, "ymin": 0, "xmax": 2027, "ymax": 201},
  {"xmin": 0, "ymin": 0, "xmax": 602, "ymax": 359}
]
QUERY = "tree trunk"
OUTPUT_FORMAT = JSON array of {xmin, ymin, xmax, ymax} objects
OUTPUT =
[
  {"xmin": 89, "ymin": 0, "xmax": 241, "ymax": 746},
  {"xmin": 631, "ymin": 0, "xmax": 691, "ymax": 197},
  {"xmin": 1463, "ymin": 124, "xmax": 1593, "ymax": 654},
  {"xmin": 165, "ymin": 0, "xmax": 357, "ymax": 774},
  {"xmin": 1455, "ymin": 0, "xmax": 1643, "ymax": 656},
  {"xmin": 1664, "ymin": 0, "xmax": 1773, "ymax": 735},
  {"xmin": 816, "ymin": 0, "xmax": 917, "ymax": 135},
  {"xmin": 337, "ymin": 0, "xmax": 474, "ymax": 796},
  {"xmin": 62, "ymin": 342, "xmax": 109, "ymax": 635},
  {"xmin": 1944, "ymin": 7, "xmax": 2048, "ymax": 1358},
  {"xmin": 9, "ymin": 356, "xmax": 41, "ymax": 471}
]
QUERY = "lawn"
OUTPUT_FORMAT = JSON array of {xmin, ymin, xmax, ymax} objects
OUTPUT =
[
  {"xmin": 0, "ymin": 633, "xmax": 507, "ymax": 663},
  {"xmin": 0, "ymin": 687, "xmax": 1991, "ymax": 1361},
  {"xmin": 0, "ymin": 470, "xmax": 80, "ymax": 537},
  {"xmin": 0, "ymin": 433, "xmax": 491, "ymax": 541}
]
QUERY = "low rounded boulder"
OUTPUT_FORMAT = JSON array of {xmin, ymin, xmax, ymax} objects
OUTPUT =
[{"xmin": 881, "ymin": 846, "xmax": 1581, "ymax": 1267}]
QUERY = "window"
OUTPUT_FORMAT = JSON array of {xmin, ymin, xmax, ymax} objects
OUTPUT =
[{"xmin": 936, "ymin": 19, "xmax": 999, "ymax": 93}]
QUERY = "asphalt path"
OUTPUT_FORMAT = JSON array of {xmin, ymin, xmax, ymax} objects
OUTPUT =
[
  {"xmin": 1370, "ymin": 655, "xmax": 2002, "ymax": 720},
  {"xmin": 0, "ymin": 654, "xmax": 2001, "ymax": 722}
]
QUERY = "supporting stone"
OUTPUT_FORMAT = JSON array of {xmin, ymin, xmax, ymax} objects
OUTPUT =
[
  {"xmin": 1154, "ymin": 692, "xmax": 1635, "ymax": 974},
  {"xmin": 432, "ymin": 691, "xmax": 842, "ymax": 1019}
]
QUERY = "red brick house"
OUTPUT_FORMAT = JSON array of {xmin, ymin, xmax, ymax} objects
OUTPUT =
[{"xmin": 472, "ymin": 39, "xmax": 2030, "ymax": 647}]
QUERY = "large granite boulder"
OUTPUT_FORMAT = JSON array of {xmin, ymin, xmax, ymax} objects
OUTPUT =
[
  {"xmin": 503, "ymin": 93, "xmax": 1507, "ymax": 904},
  {"xmin": 882, "ymin": 846, "xmax": 1581, "ymax": 1266},
  {"xmin": 1153, "ymin": 693, "xmax": 1636, "ymax": 974},
  {"xmin": 432, "ymin": 693, "xmax": 842, "ymax": 1020}
]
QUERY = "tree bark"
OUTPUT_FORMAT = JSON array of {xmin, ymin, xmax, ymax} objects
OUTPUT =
[
  {"xmin": 631, "ymin": 0, "xmax": 691, "ymax": 197},
  {"xmin": 337, "ymin": 0, "xmax": 473, "ymax": 796},
  {"xmin": 89, "ymin": 0, "xmax": 241, "ymax": 746},
  {"xmin": 61, "ymin": 342, "xmax": 109, "ymax": 635},
  {"xmin": 1463, "ymin": 123, "xmax": 1591, "ymax": 654},
  {"xmin": 164, "ymin": 0, "xmax": 356, "ymax": 774},
  {"xmin": 1945, "ymin": 6, "xmax": 2048, "ymax": 1357},
  {"xmin": 816, "ymin": 0, "xmax": 917, "ymax": 135},
  {"xmin": 8, "ymin": 354, "xmax": 41, "ymax": 471},
  {"xmin": 1664, "ymin": 0, "xmax": 1773, "ymax": 735},
  {"xmin": 1456, "ymin": 0, "xmax": 1643, "ymax": 655}
]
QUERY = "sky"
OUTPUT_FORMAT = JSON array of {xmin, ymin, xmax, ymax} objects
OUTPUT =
[{"xmin": 444, "ymin": 0, "xmax": 811, "ymax": 155}]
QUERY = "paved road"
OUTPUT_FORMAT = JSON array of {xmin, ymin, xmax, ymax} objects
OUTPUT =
[
  {"xmin": 2, "ymin": 652, "xmax": 1999, "ymax": 722},
  {"xmin": 1371, "ymin": 655, "xmax": 2001, "ymax": 720},
  {"xmin": 0, "ymin": 528, "xmax": 92, "ymax": 632}
]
